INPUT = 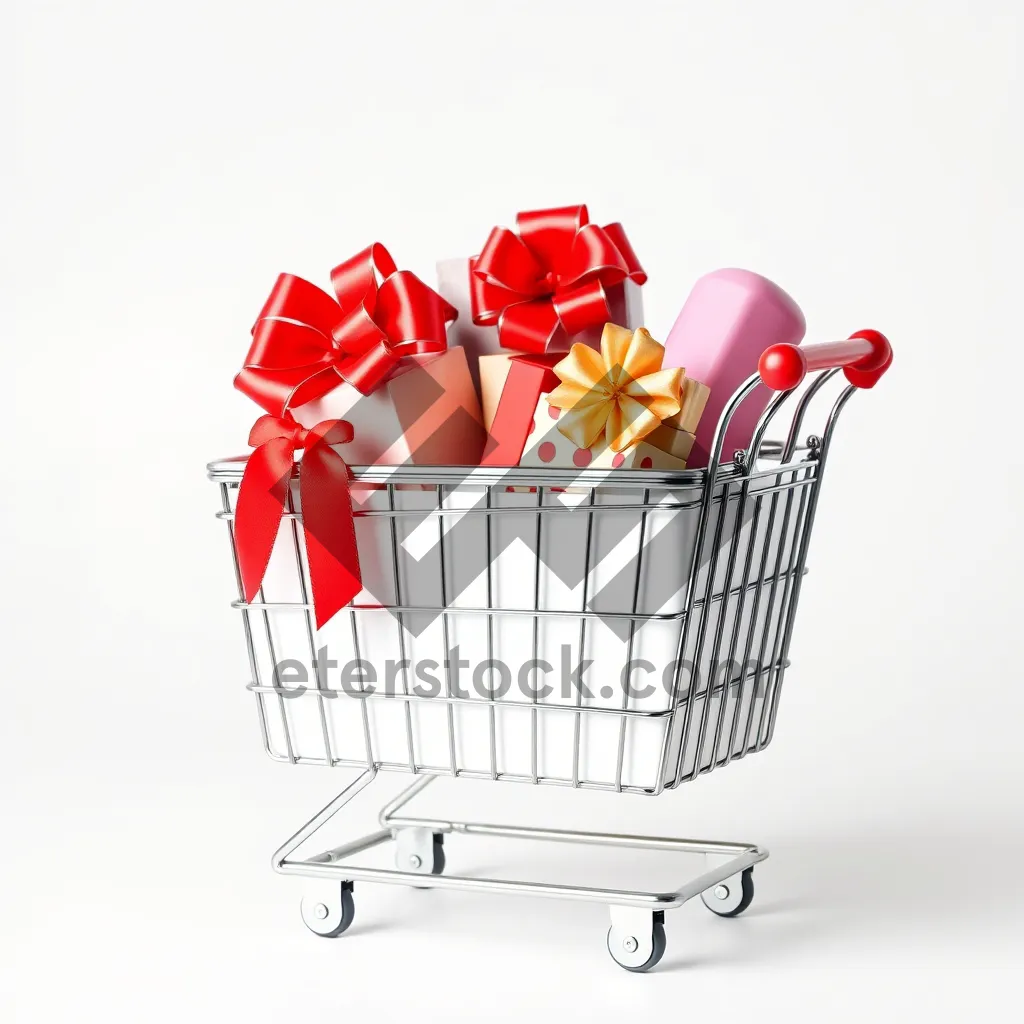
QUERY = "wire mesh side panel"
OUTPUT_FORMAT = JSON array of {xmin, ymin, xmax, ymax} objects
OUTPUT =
[
  {"xmin": 663, "ymin": 462, "xmax": 818, "ymax": 788},
  {"xmin": 216, "ymin": 460, "xmax": 820, "ymax": 793}
]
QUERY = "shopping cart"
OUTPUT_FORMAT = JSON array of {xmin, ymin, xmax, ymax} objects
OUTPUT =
[{"xmin": 208, "ymin": 332, "xmax": 891, "ymax": 971}]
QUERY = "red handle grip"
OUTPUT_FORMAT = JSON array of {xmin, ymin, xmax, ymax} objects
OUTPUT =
[{"xmin": 759, "ymin": 329, "xmax": 892, "ymax": 391}]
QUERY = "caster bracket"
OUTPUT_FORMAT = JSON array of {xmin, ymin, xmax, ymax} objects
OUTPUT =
[{"xmin": 394, "ymin": 827, "xmax": 445, "ymax": 875}]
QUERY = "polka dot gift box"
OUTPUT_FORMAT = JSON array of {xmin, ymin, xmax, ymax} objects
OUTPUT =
[{"xmin": 519, "ymin": 325, "xmax": 710, "ymax": 472}]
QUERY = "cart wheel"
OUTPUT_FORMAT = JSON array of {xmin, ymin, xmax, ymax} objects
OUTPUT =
[
  {"xmin": 701, "ymin": 868, "xmax": 754, "ymax": 917},
  {"xmin": 429, "ymin": 833, "xmax": 446, "ymax": 875},
  {"xmin": 395, "ymin": 828, "xmax": 445, "ymax": 875},
  {"xmin": 606, "ymin": 910, "xmax": 666, "ymax": 973},
  {"xmin": 300, "ymin": 881, "xmax": 355, "ymax": 938}
]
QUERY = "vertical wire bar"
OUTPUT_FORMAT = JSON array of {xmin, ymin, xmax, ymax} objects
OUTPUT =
[
  {"xmin": 530, "ymin": 485, "xmax": 544, "ymax": 784},
  {"xmin": 485, "ymin": 484, "xmax": 497, "ymax": 780},
  {"xmin": 668, "ymin": 481, "xmax": 733, "ymax": 785},
  {"xmin": 347, "ymin": 560, "xmax": 374, "ymax": 771},
  {"xmin": 436, "ymin": 485, "xmax": 458, "ymax": 776},
  {"xmin": 741, "ymin": 469, "xmax": 800, "ymax": 755},
  {"xmin": 651, "ymin": 701, "xmax": 677, "ymax": 795},
  {"xmin": 286, "ymin": 481, "xmax": 333, "ymax": 765},
  {"xmin": 675, "ymin": 481, "xmax": 733, "ymax": 784},
  {"xmin": 250, "ymin": 491, "xmax": 296, "ymax": 764},
  {"xmin": 656, "ymin": 482, "xmax": 693, "ymax": 790},
  {"xmin": 692, "ymin": 475, "xmax": 752, "ymax": 777},
  {"xmin": 722, "ymin": 493, "xmax": 765, "ymax": 764},
  {"xmin": 614, "ymin": 488, "xmax": 650, "ymax": 793},
  {"xmin": 387, "ymin": 483, "xmax": 417, "ymax": 772},
  {"xmin": 571, "ymin": 490, "xmax": 597, "ymax": 788},
  {"xmin": 756, "ymin": 470, "xmax": 812, "ymax": 748},
  {"xmin": 732, "ymin": 484, "xmax": 784, "ymax": 761},
  {"xmin": 335, "ymin": 479, "xmax": 371, "ymax": 770},
  {"xmin": 261, "ymin": 603, "xmax": 295, "ymax": 762},
  {"xmin": 221, "ymin": 482, "xmax": 272, "ymax": 755}
]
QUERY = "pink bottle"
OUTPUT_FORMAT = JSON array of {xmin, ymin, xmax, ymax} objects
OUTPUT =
[{"xmin": 663, "ymin": 269, "xmax": 806, "ymax": 467}]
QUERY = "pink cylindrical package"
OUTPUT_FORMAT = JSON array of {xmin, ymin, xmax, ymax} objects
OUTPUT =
[{"xmin": 663, "ymin": 269, "xmax": 806, "ymax": 467}]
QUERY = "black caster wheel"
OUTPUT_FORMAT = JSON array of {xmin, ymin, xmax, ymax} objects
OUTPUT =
[
  {"xmin": 429, "ymin": 833, "xmax": 446, "ymax": 875},
  {"xmin": 607, "ymin": 911, "xmax": 667, "ymax": 972},
  {"xmin": 300, "ymin": 881, "xmax": 355, "ymax": 937},
  {"xmin": 701, "ymin": 868, "xmax": 754, "ymax": 917}
]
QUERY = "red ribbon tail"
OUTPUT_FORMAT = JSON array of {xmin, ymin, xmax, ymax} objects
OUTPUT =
[
  {"xmin": 300, "ymin": 442, "xmax": 362, "ymax": 629},
  {"xmin": 234, "ymin": 437, "xmax": 296, "ymax": 603}
]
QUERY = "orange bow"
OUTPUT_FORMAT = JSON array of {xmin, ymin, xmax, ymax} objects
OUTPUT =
[{"xmin": 547, "ymin": 325, "xmax": 683, "ymax": 452}]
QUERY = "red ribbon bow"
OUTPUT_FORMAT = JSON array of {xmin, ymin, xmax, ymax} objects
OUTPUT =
[
  {"xmin": 235, "ymin": 415, "xmax": 361, "ymax": 629},
  {"xmin": 470, "ymin": 205, "xmax": 647, "ymax": 354},
  {"xmin": 235, "ymin": 243, "xmax": 458, "ymax": 415}
]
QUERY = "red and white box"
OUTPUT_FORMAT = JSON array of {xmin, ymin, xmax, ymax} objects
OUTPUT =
[
  {"xmin": 292, "ymin": 346, "xmax": 486, "ymax": 468},
  {"xmin": 519, "ymin": 399, "xmax": 692, "ymax": 472},
  {"xmin": 478, "ymin": 352, "xmax": 562, "ymax": 467}
]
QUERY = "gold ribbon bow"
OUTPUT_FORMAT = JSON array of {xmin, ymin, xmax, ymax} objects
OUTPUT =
[{"xmin": 547, "ymin": 324, "xmax": 683, "ymax": 452}]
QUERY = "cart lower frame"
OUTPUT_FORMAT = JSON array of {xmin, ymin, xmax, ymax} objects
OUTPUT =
[{"xmin": 275, "ymin": 768, "xmax": 767, "ymax": 971}]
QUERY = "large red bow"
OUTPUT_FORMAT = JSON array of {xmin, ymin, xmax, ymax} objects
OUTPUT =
[
  {"xmin": 235, "ymin": 415, "xmax": 361, "ymax": 629},
  {"xmin": 470, "ymin": 205, "xmax": 646, "ymax": 354},
  {"xmin": 235, "ymin": 243, "xmax": 458, "ymax": 415}
]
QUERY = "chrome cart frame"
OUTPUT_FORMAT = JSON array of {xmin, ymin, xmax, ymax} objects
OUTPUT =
[{"xmin": 208, "ymin": 335, "xmax": 890, "ymax": 970}]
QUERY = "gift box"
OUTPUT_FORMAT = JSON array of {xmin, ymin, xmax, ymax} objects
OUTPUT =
[
  {"xmin": 519, "ymin": 403, "xmax": 690, "ymax": 472},
  {"xmin": 478, "ymin": 352, "xmax": 563, "ymax": 467},
  {"xmin": 235, "ymin": 245, "xmax": 486, "ymax": 468},
  {"xmin": 518, "ymin": 325, "xmax": 708, "ymax": 473},
  {"xmin": 292, "ymin": 346, "xmax": 485, "ymax": 467},
  {"xmin": 436, "ymin": 205, "xmax": 646, "ymax": 394},
  {"xmin": 661, "ymin": 376, "xmax": 711, "ymax": 435}
]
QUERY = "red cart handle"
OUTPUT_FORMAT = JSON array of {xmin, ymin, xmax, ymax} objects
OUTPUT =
[{"xmin": 758, "ymin": 329, "xmax": 892, "ymax": 391}]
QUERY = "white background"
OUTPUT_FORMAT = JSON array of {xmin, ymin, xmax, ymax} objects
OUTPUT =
[{"xmin": 6, "ymin": 0, "xmax": 1023, "ymax": 1020}]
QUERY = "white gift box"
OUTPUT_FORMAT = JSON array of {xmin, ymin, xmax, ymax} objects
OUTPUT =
[
  {"xmin": 289, "ymin": 347, "xmax": 485, "ymax": 470},
  {"xmin": 518, "ymin": 395, "xmax": 692, "ymax": 472},
  {"xmin": 218, "ymin": 457, "xmax": 799, "ymax": 791},
  {"xmin": 436, "ymin": 258, "xmax": 644, "ymax": 394}
]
